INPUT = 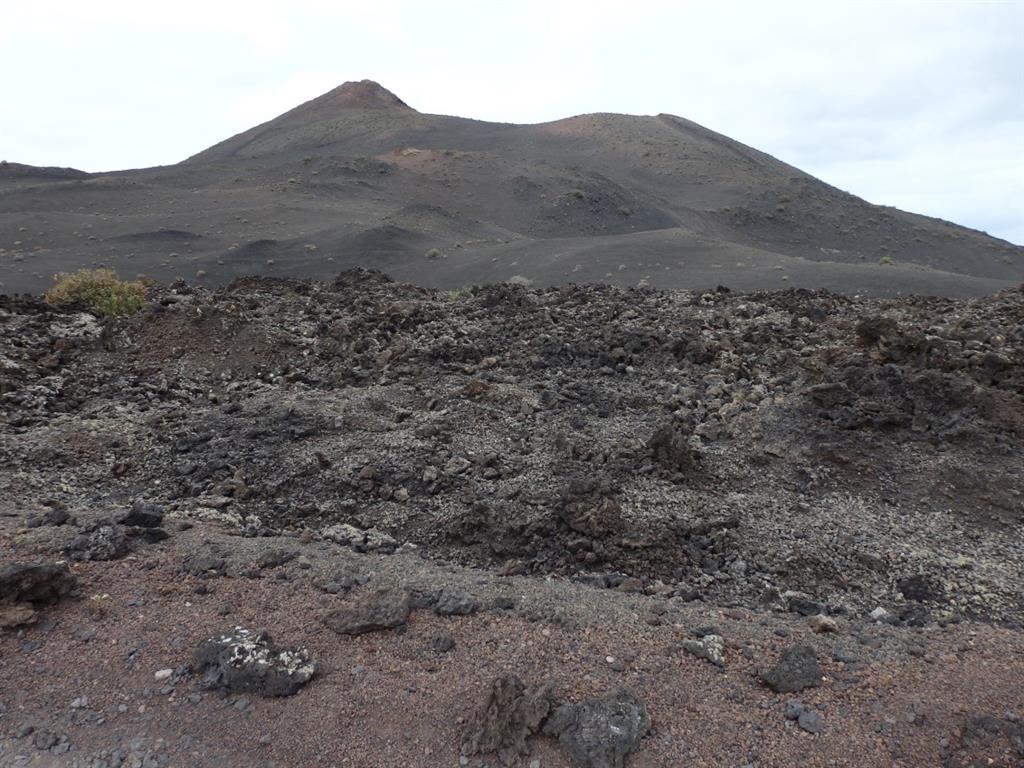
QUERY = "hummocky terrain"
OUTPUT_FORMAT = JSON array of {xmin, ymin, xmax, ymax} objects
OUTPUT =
[
  {"xmin": 1, "ymin": 271, "xmax": 1022, "ymax": 766},
  {"xmin": 1, "ymin": 80, "xmax": 1022, "ymax": 297}
]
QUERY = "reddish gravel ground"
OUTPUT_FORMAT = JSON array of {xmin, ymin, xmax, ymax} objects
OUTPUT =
[{"xmin": 1, "ymin": 529, "xmax": 1022, "ymax": 768}]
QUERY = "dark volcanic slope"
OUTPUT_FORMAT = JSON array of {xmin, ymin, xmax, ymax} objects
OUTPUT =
[{"xmin": 1, "ymin": 81, "xmax": 1022, "ymax": 296}]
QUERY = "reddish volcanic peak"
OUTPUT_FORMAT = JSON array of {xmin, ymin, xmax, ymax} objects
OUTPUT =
[{"xmin": 315, "ymin": 80, "xmax": 413, "ymax": 111}]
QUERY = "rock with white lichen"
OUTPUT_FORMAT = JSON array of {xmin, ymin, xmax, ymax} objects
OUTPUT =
[
  {"xmin": 193, "ymin": 627, "xmax": 316, "ymax": 697},
  {"xmin": 64, "ymin": 519, "xmax": 129, "ymax": 561},
  {"xmin": 321, "ymin": 523, "xmax": 399, "ymax": 553},
  {"xmin": 682, "ymin": 633, "xmax": 726, "ymax": 667}
]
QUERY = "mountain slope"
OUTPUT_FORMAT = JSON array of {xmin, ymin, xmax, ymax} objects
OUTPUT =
[{"xmin": 1, "ymin": 80, "xmax": 1021, "ymax": 296}]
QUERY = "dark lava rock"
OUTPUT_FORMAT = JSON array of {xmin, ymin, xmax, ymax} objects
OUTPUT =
[
  {"xmin": 408, "ymin": 587, "xmax": 441, "ymax": 610},
  {"xmin": 434, "ymin": 587, "xmax": 481, "ymax": 616},
  {"xmin": 256, "ymin": 548, "xmax": 297, "ymax": 570},
  {"xmin": 960, "ymin": 714, "xmax": 1024, "ymax": 758},
  {"xmin": 492, "ymin": 596, "xmax": 516, "ymax": 611},
  {"xmin": 897, "ymin": 603, "xmax": 931, "ymax": 627},
  {"xmin": 133, "ymin": 528, "xmax": 170, "ymax": 544},
  {"xmin": 787, "ymin": 597, "xmax": 823, "ymax": 617},
  {"xmin": 798, "ymin": 709, "xmax": 825, "ymax": 734},
  {"xmin": 647, "ymin": 418, "xmax": 699, "ymax": 474},
  {"xmin": 431, "ymin": 633, "xmax": 456, "ymax": 653},
  {"xmin": 119, "ymin": 500, "xmax": 165, "ymax": 528},
  {"xmin": 25, "ymin": 507, "xmax": 70, "ymax": 528},
  {"xmin": 193, "ymin": 627, "xmax": 315, "ymax": 697},
  {"xmin": 315, "ymin": 568, "xmax": 369, "ymax": 595},
  {"xmin": 831, "ymin": 645, "xmax": 861, "ymax": 664},
  {"xmin": 759, "ymin": 645, "xmax": 822, "ymax": 693},
  {"xmin": 559, "ymin": 479, "xmax": 623, "ymax": 539},
  {"xmin": 855, "ymin": 315, "xmax": 898, "ymax": 345},
  {"xmin": 783, "ymin": 699, "xmax": 806, "ymax": 720},
  {"xmin": 322, "ymin": 588, "xmax": 411, "ymax": 635},
  {"xmin": 805, "ymin": 382, "xmax": 856, "ymax": 408},
  {"xmin": 0, "ymin": 563, "xmax": 75, "ymax": 604},
  {"xmin": 543, "ymin": 689, "xmax": 651, "ymax": 768},
  {"xmin": 785, "ymin": 699, "xmax": 825, "ymax": 733},
  {"xmin": 33, "ymin": 730, "xmax": 59, "ymax": 750},
  {"xmin": 897, "ymin": 574, "xmax": 944, "ymax": 602},
  {"xmin": 461, "ymin": 675, "xmax": 554, "ymax": 765},
  {"xmin": 181, "ymin": 551, "xmax": 227, "ymax": 577},
  {"xmin": 65, "ymin": 520, "xmax": 128, "ymax": 561}
]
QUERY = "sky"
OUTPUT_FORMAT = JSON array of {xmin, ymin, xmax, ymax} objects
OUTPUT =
[{"xmin": 2, "ymin": 1, "xmax": 1022, "ymax": 244}]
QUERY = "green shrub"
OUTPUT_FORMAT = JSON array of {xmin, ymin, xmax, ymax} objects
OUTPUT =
[
  {"xmin": 569, "ymin": 189, "xmax": 585, "ymax": 200},
  {"xmin": 444, "ymin": 285, "xmax": 476, "ymax": 301},
  {"xmin": 425, "ymin": 248, "xmax": 442, "ymax": 259},
  {"xmin": 878, "ymin": 255, "xmax": 894, "ymax": 266},
  {"xmin": 45, "ymin": 268, "xmax": 146, "ymax": 316}
]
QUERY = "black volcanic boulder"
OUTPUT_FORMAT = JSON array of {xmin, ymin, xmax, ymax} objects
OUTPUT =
[
  {"xmin": 760, "ymin": 644, "xmax": 822, "ymax": 693},
  {"xmin": 897, "ymin": 573, "xmax": 944, "ymax": 602},
  {"xmin": 461, "ymin": 675, "xmax": 555, "ymax": 764},
  {"xmin": 559, "ymin": 479, "xmax": 623, "ymax": 539},
  {"xmin": 0, "ymin": 563, "xmax": 75, "ymax": 605},
  {"xmin": 25, "ymin": 506, "xmax": 71, "ymax": 528},
  {"xmin": 65, "ymin": 519, "xmax": 128, "ymax": 561},
  {"xmin": 119, "ymin": 499, "xmax": 165, "ymax": 528},
  {"xmin": 804, "ymin": 381, "xmax": 856, "ymax": 409},
  {"xmin": 855, "ymin": 316, "xmax": 898, "ymax": 345},
  {"xmin": 193, "ymin": 627, "xmax": 316, "ymax": 697},
  {"xmin": 0, "ymin": 563, "xmax": 76, "ymax": 629},
  {"xmin": 647, "ymin": 418, "xmax": 699, "ymax": 475},
  {"xmin": 434, "ymin": 587, "xmax": 481, "ymax": 616},
  {"xmin": 322, "ymin": 587, "xmax": 411, "ymax": 635},
  {"xmin": 543, "ymin": 689, "xmax": 651, "ymax": 768}
]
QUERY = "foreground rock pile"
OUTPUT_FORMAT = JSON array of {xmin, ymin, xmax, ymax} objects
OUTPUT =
[
  {"xmin": 3, "ymin": 269, "xmax": 1021, "ymax": 626},
  {"xmin": 0, "ymin": 270, "xmax": 1022, "ymax": 765}
]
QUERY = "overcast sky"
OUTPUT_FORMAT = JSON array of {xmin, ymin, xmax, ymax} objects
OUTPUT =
[{"xmin": 3, "ymin": 1, "xmax": 1021, "ymax": 243}]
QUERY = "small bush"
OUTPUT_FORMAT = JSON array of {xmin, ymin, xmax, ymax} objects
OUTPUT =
[
  {"xmin": 425, "ymin": 248, "xmax": 442, "ymax": 259},
  {"xmin": 45, "ymin": 268, "xmax": 146, "ymax": 316},
  {"xmin": 444, "ymin": 285, "xmax": 476, "ymax": 301},
  {"xmin": 569, "ymin": 189, "xmax": 585, "ymax": 200},
  {"xmin": 507, "ymin": 275, "xmax": 533, "ymax": 287},
  {"xmin": 878, "ymin": 255, "xmax": 894, "ymax": 266},
  {"xmin": 617, "ymin": 206, "xmax": 633, "ymax": 217}
]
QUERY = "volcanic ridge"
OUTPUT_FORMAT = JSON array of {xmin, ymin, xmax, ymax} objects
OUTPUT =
[{"xmin": 1, "ymin": 80, "xmax": 1021, "ymax": 296}]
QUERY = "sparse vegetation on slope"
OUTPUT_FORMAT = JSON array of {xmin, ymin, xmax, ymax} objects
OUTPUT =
[{"xmin": 44, "ymin": 268, "xmax": 146, "ymax": 316}]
